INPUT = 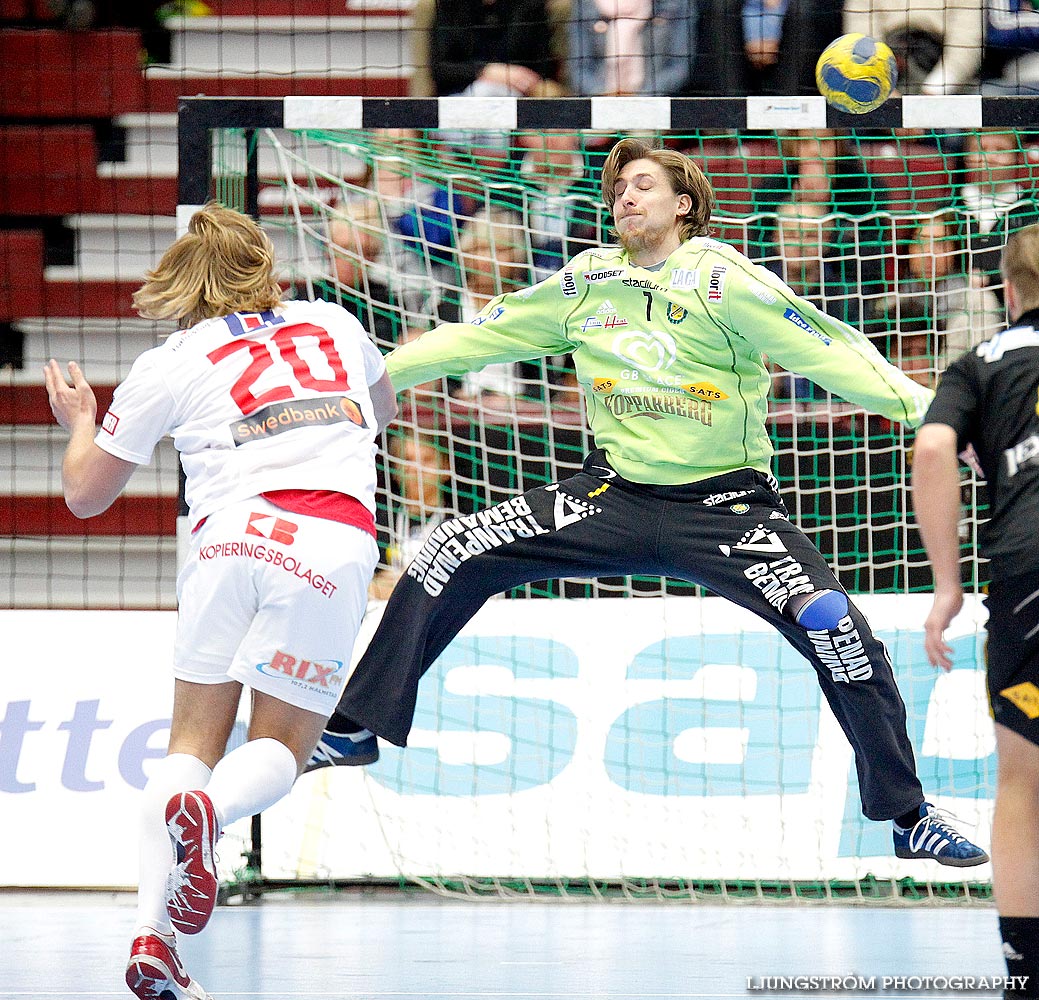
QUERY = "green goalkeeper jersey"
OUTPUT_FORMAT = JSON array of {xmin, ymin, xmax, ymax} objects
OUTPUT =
[{"xmin": 386, "ymin": 237, "xmax": 933, "ymax": 485}]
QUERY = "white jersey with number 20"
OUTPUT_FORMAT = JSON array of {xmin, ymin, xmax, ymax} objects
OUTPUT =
[{"xmin": 94, "ymin": 299, "xmax": 386, "ymax": 529}]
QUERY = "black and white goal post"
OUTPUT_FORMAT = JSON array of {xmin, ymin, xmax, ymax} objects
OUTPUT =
[{"xmin": 174, "ymin": 93, "xmax": 1037, "ymax": 904}]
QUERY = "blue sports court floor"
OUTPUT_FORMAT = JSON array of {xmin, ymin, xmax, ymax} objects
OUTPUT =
[{"xmin": 0, "ymin": 889, "xmax": 1011, "ymax": 1000}]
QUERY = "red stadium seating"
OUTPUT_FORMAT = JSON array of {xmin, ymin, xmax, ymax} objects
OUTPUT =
[
  {"xmin": 0, "ymin": 29, "xmax": 145, "ymax": 117},
  {"xmin": 863, "ymin": 146, "xmax": 955, "ymax": 215},
  {"xmin": 0, "ymin": 0, "xmax": 58, "ymax": 20},
  {"xmin": 208, "ymin": 0, "xmax": 412, "ymax": 15},
  {"xmin": 1, "ymin": 495, "xmax": 177, "ymax": 536},
  {"xmin": 142, "ymin": 74, "xmax": 408, "ymax": 113},
  {"xmin": 0, "ymin": 383, "xmax": 116, "ymax": 424},
  {"xmin": 0, "ymin": 126, "xmax": 98, "ymax": 216},
  {"xmin": 0, "ymin": 229, "xmax": 43, "ymax": 320}
]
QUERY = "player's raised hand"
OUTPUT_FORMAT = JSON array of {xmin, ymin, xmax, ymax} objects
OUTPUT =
[
  {"xmin": 44, "ymin": 359, "xmax": 97, "ymax": 433},
  {"xmin": 923, "ymin": 589, "xmax": 963, "ymax": 672}
]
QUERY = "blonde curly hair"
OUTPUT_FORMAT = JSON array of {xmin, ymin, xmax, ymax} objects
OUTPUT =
[{"xmin": 132, "ymin": 202, "xmax": 283, "ymax": 327}]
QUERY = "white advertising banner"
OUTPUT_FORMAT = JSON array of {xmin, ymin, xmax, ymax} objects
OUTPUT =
[{"xmin": 1, "ymin": 596, "xmax": 993, "ymax": 888}]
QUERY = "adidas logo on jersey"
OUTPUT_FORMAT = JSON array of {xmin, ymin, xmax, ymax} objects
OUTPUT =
[{"xmin": 597, "ymin": 300, "xmax": 616, "ymax": 314}]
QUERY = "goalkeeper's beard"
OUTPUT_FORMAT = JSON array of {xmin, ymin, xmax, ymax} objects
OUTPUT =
[{"xmin": 617, "ymin": 219, "xmax": 670, "ymax": 261}]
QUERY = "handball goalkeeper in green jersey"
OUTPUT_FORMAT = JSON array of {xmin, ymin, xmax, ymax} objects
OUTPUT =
[{"xmin": 312, "ymin": 136, "xmax": 987, "ymax": 866}]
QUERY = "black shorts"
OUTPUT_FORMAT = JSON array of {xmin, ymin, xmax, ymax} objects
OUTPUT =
[{"xmin": 985, "ymin": 570, "xmax": 1039, "ymax": 745}]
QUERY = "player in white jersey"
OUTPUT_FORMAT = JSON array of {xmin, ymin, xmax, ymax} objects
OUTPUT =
[{"xmin": 44, "ymin": 203, "xmax": 396, "ymax": 1000}]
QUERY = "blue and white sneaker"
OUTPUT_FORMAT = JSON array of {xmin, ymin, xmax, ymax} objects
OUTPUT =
[
  {"xmin": 304, "ymin": 728, "xmax": 379, "ymax": 773},
  {"xmin": 893, "ymin": 802, "xmax": 989, "ymax": 867}
]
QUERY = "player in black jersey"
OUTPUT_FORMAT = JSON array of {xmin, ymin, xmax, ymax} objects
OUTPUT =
[{"xmin": 914, "ymin": 223, "xmax": 1039, "ymax": 1000}]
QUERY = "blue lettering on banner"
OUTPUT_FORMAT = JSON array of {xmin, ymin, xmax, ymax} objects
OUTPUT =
[
  {"xmin": 0, "ymin": 699, "xmax": 170, "ymax": 793},
  {"xmin": 0, "ymin": 700, "xmax": 44, "ymax": 792},
  {"xmin": 0, "ymin": 631, "xmax": 991, "ymax": 803},
  {"xmin": 367, "ymin": 636, "xmax": 579, "ymax": 796},
  {"xmin": 57, "ymin": 699, "xmax": 113, "ymax": 791},
  {"xmin": 118, "ymin": 719, "xmax": 173, "ymax": 789},
  {"xmin": 364, "ymin": 628, "xmax": 992, "ymax": 803},
  {"xmin": 604, "ymin": 633, "xmax": 815, "ymax": 796}
]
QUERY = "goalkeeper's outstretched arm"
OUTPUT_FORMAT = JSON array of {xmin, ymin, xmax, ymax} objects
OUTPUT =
[{"xmin": 386, "ymin": 281, "xmax": 574, "ymax": 392}]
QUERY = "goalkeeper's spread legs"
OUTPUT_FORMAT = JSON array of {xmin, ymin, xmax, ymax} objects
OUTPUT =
[{"xmin": 323, "ymin": 454, "xmax": 989, "ymax": 864}]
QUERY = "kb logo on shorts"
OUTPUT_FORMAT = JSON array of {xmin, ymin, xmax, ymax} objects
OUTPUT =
[{"xmin": 246, "ymin": 512, "xmax": 298, "ymax": 545}]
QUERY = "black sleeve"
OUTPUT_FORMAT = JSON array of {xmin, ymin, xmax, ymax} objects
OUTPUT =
[{"xmin": 921, "ymin": 356, "xmax": 980, "ymax": 452}]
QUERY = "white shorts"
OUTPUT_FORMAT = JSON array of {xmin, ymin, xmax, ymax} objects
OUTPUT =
[{"xmin": 174, "ymin": 496, "xmax": 379, "ymax": 716}]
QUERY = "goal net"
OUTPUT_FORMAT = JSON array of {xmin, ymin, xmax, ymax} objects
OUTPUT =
[
  {"xmin": 257, "ymin": 121, "xmax": 1019, "ymax": 592},
  {"xmin": 193, "ymin": 112, "xmax": 1026, "ymax": 902}
]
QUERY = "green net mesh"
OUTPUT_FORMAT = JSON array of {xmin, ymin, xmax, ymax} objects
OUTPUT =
[
  {"xmin": 224, "ymin": 125, "xmax": 1038, "ymax": 600},
  {"xmin": 205, "ymin": 124, "xmax": 1022, "ymax": 900}
]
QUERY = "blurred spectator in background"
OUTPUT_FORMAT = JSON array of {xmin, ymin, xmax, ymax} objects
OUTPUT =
[
  {"xmin": 750, "ymin": 131, "xmax": 889, "ymax": 234},
  {"xmin": 409, "ymin": 0, "xmax": 568, "ymax": 98},
  {"xmin": 47, "ymin": 0, "xmax": 193, "ymax": 62},
  {"xmin": 370, "ymin": 431, "xmax": 453, "ymax": 601},
  {"xmin": 750, "ymin": 131, "xmax": 890, "ymax": 329},
  {"xmin": 407, "ymin": 0, "xmax": 569, "ymax": 247},
  {"xmin": 416, "ymin": 207, "xmax": 544, "ymax": 400},
  {"xmin": 766, "ymin": 200, "xmax": 862, "ymax": 327},
  {"xmin": 955, "ymin": 128, "xmax": 1039, "ymax": 302},
  {"xmin": 982, "ymin": 0, "xmax": 1039, "ymax": 94},
  {"xmin": 393, "ymin": 173, "xmax": 485, "ymax": 272},
  {"xmin": 566, "ymin": 0, "xmax": 697, "ymax": 95},
  {"xmin": 518, "ymin": 132, "xmax": 602, "ymax": 278},
  {"xmin": 843, "ymin": 0, "xmax": 985, "ymax": 94},
  {"xmin": 868, "ymin": 212, "xmax": 1003, "ymax": 380},
  {"xmin": 327, "ymin": 194, "xmax": 440, "ymax": 349},
  {"xmin": 688, "ymin": 0, "xmax": 841, "ymax": 96},
  {"xmin": 328, "ymin": 197, "xmax": 402, "ymax": 346},
  {"xmin": 404, "ymin": 0, "xmax": 568, "ymax": 273}
]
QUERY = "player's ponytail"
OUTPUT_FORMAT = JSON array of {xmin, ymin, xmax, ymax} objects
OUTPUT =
[{"xmin": 132, "ymin": 201, "xmax": 283, "ymax": 328}]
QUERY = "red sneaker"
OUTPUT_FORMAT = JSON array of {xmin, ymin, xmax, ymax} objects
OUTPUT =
[
  {"xmin": 125, "ymin": 933, "xmax": 212, "ymax": 1000},
  {"xmin": 164, "ymin": 790, "xmax": 221, "ymax": 935}
]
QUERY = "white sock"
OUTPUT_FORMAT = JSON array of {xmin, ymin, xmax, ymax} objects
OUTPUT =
[
  {"xmin": 204, "ymin": 737, "xmax": 298, "ymax": 828},
  {"xmin": 135, "ymin": 752, "xmax": 212, "ymax": 938}
]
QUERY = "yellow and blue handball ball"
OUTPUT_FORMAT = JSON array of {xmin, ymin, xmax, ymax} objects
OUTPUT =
[{"xmin": 815, "ymin": 33, "xmax": 898, "ymax": 114}]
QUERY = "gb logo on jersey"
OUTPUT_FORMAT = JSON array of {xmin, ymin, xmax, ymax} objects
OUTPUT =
[
  {"xmin": 246, "ymin": 512, "xmax": 298, "ymax": 545},
  {"xmin": 612, "ymin": 330, "xmax": 677, "ymax": 373}
]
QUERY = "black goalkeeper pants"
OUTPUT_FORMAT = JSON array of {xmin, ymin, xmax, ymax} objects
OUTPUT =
[{"xmin": 338, "ymin": 450, "xmax": 923, "ymax": 821}]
